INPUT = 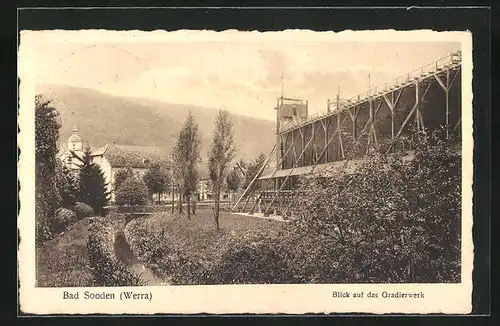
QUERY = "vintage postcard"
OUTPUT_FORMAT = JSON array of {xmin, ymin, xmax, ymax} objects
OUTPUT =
[{"xmin": 18, "ymin": 29, "xmax": 473, "ymax": 314}]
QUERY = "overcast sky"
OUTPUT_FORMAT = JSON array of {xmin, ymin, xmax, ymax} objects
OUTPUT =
[{"xmin": 34, "ymin": 35, "xmax": 460, "ymax": 121}]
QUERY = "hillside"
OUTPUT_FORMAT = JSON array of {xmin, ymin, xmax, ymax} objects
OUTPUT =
[{"xmin": 37, "ymin": 84, "xmax": 276, "ymax": 161}]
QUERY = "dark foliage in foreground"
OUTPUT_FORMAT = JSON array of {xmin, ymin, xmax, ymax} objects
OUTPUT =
[{"xmin": 35, "ymin": 96, "xmax": 62, "ymax": 245}]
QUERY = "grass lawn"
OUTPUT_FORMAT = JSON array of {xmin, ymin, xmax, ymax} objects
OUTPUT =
[{"xmin": 124, "ymin": 208, "xmax": 285, "ymax": 282}]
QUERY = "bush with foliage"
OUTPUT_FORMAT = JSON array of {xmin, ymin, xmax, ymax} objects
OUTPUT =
[
  {"xmin": 87, "ymin": 219, "xmax": 144, "ymax": 286},
  {"xmin": 73, "ymin": 202, "xmax": 95, "ymax": 219},
  {"xmin": 52, "ymin": 208, "xmax": 77, "ymax": 234},
  {"xmin": 205, "ymin": 229, "xmax": 293, "ymax": 284}
]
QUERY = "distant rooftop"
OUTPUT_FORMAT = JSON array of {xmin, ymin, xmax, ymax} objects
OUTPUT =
[{"xmin": 93, "ymin": 143, "xmax": 170, "ymax": 169}]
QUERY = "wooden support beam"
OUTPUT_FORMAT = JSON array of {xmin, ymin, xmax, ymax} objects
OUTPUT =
[
  {"xmin": 383, "ymin": 92, "xmax": 396, "ymax": 140},
  {"xmin": 312, "ymin": 121, "xmax": 317, "ymax": 164},
  {"xmin": 292, "ymin": 129, "xmax": 297, "ymax": 166},
  {"xmin": 454, "ymin": 117, "xmax": 462, "ymax": 131},
  {"xmin": 315, "ymin": 113, "xmax": 350, "ymax": 166},
  {"xmin": 434, "ymin": 73, "xmax": 448, "ymax": 91},
  {"xmin": 394, "ymin": 80, "xmax": 420, "ymax": 139},
  {"xmin": 446, "ymin": 69, "xmax": 450, "ymax": 139},
  {"xmin": 262, "ymin": 131, "xmax": 317, "ymax": 215},
  {"xmin": 231, "ymin": 144, "xmax": 276, "ymax": 212},
  {"xmin": 367, "ymin": 97, "xmax": 374, "ymax": 154},
  {"xmin": 245, "ymin": 136, "xmax": 296, "ymax": 213}
]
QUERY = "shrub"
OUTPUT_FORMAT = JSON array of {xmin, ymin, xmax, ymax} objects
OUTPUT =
[
  {"xmin": 52, "ymin": 208, "xmax": 77, "ymax": 234},
  {"xmin": 87, "ymin": 219, "xmax": 144, "ymax": 286},
  {"xmin": 73, "ymin": 202, "xmax": 94, "ymax": 219}
]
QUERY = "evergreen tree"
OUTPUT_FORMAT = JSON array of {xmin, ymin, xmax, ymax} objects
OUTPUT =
[
  {"xmin": 57, "ymin": 162, "xmax": 79, "ymax": 208},
  {"xmin": 77, "ymin": 147, "xmax": 110, "ymax": 216}
]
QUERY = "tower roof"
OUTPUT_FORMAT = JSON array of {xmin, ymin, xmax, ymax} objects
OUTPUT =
[{"xmin": 68, "ymin": 125, "xmax": 82, "ymax": 142}]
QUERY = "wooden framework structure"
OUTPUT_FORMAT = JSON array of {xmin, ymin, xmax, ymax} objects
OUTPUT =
[{"xmin": 232, "ymin": 50, "xmax": 462, "ymax": 218}]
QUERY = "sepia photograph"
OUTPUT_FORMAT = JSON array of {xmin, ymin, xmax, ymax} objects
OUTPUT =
[{"xmin": 18, "ymin": 28, "xmax": 473, "ymax": 314}]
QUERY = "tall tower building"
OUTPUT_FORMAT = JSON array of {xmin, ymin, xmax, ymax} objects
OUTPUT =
[{"xmin": 60, "ymin": 126, "xmax": 86, "ymax": 171}]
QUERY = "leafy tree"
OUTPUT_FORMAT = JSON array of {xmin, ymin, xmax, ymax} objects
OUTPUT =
[
  {"xmin": 241, "ymin": 153, "xmax": 267, "ymax": 190},
  {"xmin": 115, "ymin": 176, "xmax": 149, "ymax": 213},
  {"xmin": 143, "ymin": 163, "xmax": 170, "ymax": 204},
  {"xmin": 77, "ymin": 147, "xmax": 110, "ymax": 216},
  {"xmin": 174, "ymin": 112, "xmax": 201, "ymax": 219},
  {"xmin": 226, "ymin": 168, "xmax": 241, "ymax": 206},
  {"xmin": 114, "ymin": 168, "xmax": 134, "ymax": 192},
  {"xmin": 35, "ymin": 95, "xmax": 62, "ymax": 243},
  {"xmin": 208, "ymin": 110, "xmax": 236, "ymax": 230}
]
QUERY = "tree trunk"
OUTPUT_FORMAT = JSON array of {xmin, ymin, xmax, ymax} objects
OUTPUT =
[
  {"xmin": 192, "ymin": 197, "xmax": 196, "ymax": 215},
  {"xmin": 214, "ymin": 186, "xmax": 220, "ymax": 231},
  {"xmin": 158, "ymin": 192, "xmax": 161, "ymax": 205},
  {"xmin": 179, "ymin": 193, "xmax": 183, "ymax": 214},
  {"xmin": 187, "ymin": 194, "xmax": 191, "ymax": 219},
  {"xmin": 171, "ymin": 184, "xmax": 175, "ymax": 213}
]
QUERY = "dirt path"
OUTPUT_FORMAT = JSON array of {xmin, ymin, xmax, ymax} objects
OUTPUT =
[{"xmin": 114, "ymin": 232, "xmax": 167, "ymax": 286}]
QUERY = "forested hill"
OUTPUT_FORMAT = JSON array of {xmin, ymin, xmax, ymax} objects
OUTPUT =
[{"xmin": 37, "ymin": 84, "xmax": 275, "ymax": 161}]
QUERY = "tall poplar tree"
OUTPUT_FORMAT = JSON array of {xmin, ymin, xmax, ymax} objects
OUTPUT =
[
  {"xmin": 208, "ymin": 110, "xmax": 236, "ymax": 230},
  {"xmin": 174, "ymin": 112, "xmax": 201, "ymax": 219}
]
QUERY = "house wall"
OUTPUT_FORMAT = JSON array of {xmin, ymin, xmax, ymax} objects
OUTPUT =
[{"xmin": 91, "ymin": 155, "xmax": 114, "ymax": 202}]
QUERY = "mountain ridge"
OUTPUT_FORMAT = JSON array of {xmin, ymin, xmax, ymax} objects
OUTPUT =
[{"xmin": 37, "ymin": 84, "xmax": 276, "ymax": 161}]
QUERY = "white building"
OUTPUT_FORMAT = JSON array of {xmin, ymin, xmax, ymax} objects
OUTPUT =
[
  {"xmin": 90, "ymin": 143, "xmax": 170, "ymax": 202},
  {"xmin": 58, "ymin": 126, "xmax": 88, "ymax": 172}
]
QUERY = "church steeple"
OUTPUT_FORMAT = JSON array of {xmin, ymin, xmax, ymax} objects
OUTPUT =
[{"xmin": 68, "ymin": 125, "xmax": 83, "ymax": 152}]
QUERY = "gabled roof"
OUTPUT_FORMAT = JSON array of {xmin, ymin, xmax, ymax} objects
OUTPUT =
[{"xmin": 95, "ymin": 143, "xmax": 170, "ymax": 169}]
